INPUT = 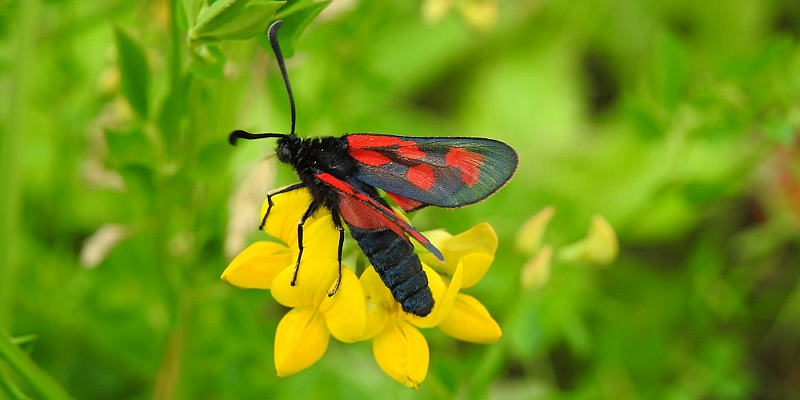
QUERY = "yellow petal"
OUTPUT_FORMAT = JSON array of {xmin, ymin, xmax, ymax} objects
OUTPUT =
[
  {"xmin": 422, "ymin": 0, "xmax": 453, "ymax": 24},
  {"xmin": 456, "ymin": 0, "xmax": 497, "ymax": 32},
  {"xmin": 584, "ymin": 215, "xmax": 619, "ymax": 265},
  {"xmin": 372, "ymin": 321, "xmax": 429, "ymax": 388},
  {"xmin": 416, "ymin": 229, "xmax": 452, "ymax": 267},
  {"xmin": 409, "ymin": 263, "xmax": 463, "ymax": 328},
  {"xmin": 515, "ymin": 206, "xmax": 555, "ymax": 255},
  {"xmin": 560, "ymin": 214, "xmax": 619, "ymax": 266},
  {"xmin": 438, "ymin": 222, "xmax": 497, "ymax": 288},
  {"xmin": 291, "ymin": 215, "xmax": 340, "ymax": 262},
  {"xmin": 260, "ymin": 187, "xmax": 315, "ymax": 244},
  {"xmin": 521, "ymin": 245, "xmax": 552, "ymax": 290},
  {"xmin": 274, "ymin": 307, "xmax": 330, "ymax": 376},
  {"xmin": 271, "ymin": 255, "xmax": 338, "ymax": 308},
  {"xmin": 360, "ymin": 266, "xmax": 394, "ymax": 340},
  {"xmin": 458, "ymin": 252, "xmax": 494, "ymax": 289},
  {"xmin": 319, "ymin": 267, "xmax": 366, "ymax": 343},
  {"xmin": 220, "ymin": 241, "xmax": 290, "ymax": 289},
  {"xmin": 438, "ymin": 294, "xmax": 502, "ymax": 343}
]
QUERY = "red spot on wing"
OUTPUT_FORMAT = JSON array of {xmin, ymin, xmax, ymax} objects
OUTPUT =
[
  {"xmin": 406, "ymin": 164, "xmax": 435, "ymax": 190},
  {"xmin": 397, "ymin": 141, "xmax": 426, "ymax": 159},
  {"xmin": 348, "ymin": 135, "xmax": 403, "ymax": 149},
  {"xmin": 316, "ymin": 172, "xmax": 355, "ymax": 194},
  {"xmin": 445, "ymin": 148, "xmax": 484, "ymax": 187},
  {"xmin": 315, "ymin": 171, "xmax": 442, "ymax": 259},
  {"xmin": 340, "ymin": 196, "xmax": 405, "ymax": 238},
  {"xmin": 350, "ymin": 148, "xmax": 392, "ymax": 166},
  {"xmin": 386, "ymin": 192, "xmax": 426, "ymax": 212}
]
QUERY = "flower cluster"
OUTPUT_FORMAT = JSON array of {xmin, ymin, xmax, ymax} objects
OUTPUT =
[
  {"xmin": 515, "ymin": 206, "xmax": 619, "ymax": 290},
  {"xmin": 221, "ymin": 188, "xmax": 502, "ymax": 387}
]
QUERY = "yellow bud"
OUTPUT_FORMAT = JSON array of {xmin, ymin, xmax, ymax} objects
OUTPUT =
[
  {"xmin": 422, "ymin": 0, "xmax": 454, "ymax": 24},
  {"xmin": 456, "ymin": 0, "xmax": 497, "ymax": 32},
  {"xmin": 560, "ymin": 214, "xmax": 619, "ymax": 266},
  {"xmin": 585, "ymin": 215, "xmax": 618, "ymax": 265},
  {"xmin": 515, "ymin": 206, "xmax": 555, "ymax": 255},
  {"xmin": 521, "ymin": 245, "xmax": 552, "ymax": 290}
]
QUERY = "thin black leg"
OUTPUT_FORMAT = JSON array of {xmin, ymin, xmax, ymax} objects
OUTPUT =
[
  {"xmin": 291, "ymin": 200, "xmax": 319, "ymax": 286},
  {"xmin": 327, "ymin": 215, "xmax": 345, "ymax": 296},
  {"xmin": 259, "ymin": 182, "xmax": 304, "ymax": 230}
]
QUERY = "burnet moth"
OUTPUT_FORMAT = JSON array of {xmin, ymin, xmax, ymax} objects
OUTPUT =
[{"xmin": 229, "ymin": 21, "xmax": 518, "ymax": 317}]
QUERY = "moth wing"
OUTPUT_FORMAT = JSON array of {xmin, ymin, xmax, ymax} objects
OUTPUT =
[
  {"xmin": 345, "ymin": 134, "xmax": 518, "ymax": 208},
  {"xmin": 315, "ymin": 172, "xmax": 444, "ymax": 260}
]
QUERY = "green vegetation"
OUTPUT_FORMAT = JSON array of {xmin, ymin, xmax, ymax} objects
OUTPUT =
[{"xmin": 1, "ymin": 0, "xmax": 799, "ymax": 398}]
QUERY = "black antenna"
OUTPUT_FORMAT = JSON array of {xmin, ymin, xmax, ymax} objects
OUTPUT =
[
  {"xmin": 268, "ymin": 20, "xmax": 296, "ymax": 137},
  {"xmin": 229, "ymin": 130, "xmax": 286, "ymax": 146}
]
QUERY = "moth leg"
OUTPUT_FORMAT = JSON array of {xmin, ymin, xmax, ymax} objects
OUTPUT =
[
  {"xmin": 260, "ymin": 182, "xmax": 305, "ymax": 230},
  {"xmin": 291, "ymin": 200, "xmax": 319, "ymax": 286},
  {"xmin": 327, "ymin": 212, "xmax": 345, "ymax": 297}
]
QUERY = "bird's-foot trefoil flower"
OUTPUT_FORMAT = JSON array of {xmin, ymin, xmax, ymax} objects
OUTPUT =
[
  {"xmin": 221, "ymin": 188, "xmax": 366, "ymax": 376},
  {"xmin": 420, "ymin": 222, "xmax": 503, "ymax": 343},
  {"xmin": 360, "ymin": 262, "xmax": 463, "ymax": 388},
  {"xmin": 223, "ymin": 188, "xmax": 505, "ymax": 387}
]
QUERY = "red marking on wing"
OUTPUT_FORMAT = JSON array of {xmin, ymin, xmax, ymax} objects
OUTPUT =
[
  {"xmin": 406, "ymin": 164, "xmax": 435, "ymax": 190},
  {"xmin": 314, "ymin": 172, "xmax": 442, "ymax": 259},
  {"xmin": 445, "ymin": 147, "xmax": 484, "ymax": 187},
  {"xmin": 350, "ymin": 148, "xmax": 392, "ymax": 166},
  {"xmin": 348, "ymin": 135, "xmax": 403, "ymax": 148},
  {"xmin": 386, "ymin": 191, "xmax": 426, "ymax": 212},
  {"xmin": 397, "ymin": 141, "xmax": 426, "ymax": 159},
  {"xmin": 339, "ymin": 195, "xmax": 405, "ymax": 237},
  {"xmin": 316, "ymin": 172, "xmax": 355, "ymax": 194}
]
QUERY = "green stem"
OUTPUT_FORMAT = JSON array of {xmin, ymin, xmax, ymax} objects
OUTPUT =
[
  {"xmin": 0, "ymin": 366, "xmax": 32, "ymax": 400},
  {"xmin": 0, "ymin": 330, "xmax": 72, "ymax": 400},
  {"xmin": 0, "ymin": 0, "xmax": 39, "ymax": 328}
]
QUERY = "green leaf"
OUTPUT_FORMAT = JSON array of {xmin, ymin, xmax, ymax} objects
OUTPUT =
[
  {"xmin": 189, "ymin": 44, "xmax": 226, "ymax": 79},
  {"xmin": 191, "ymin": 0, "xmax": 285, "ymax": 41},
  {"xmin": 183, "ymin": 0, "xmax": 204, "ymax": 27},
  {"xmin": 273, "ymin": 0, "xmax": 330, "ymax": 57},
  {"xmin": 114, "ymin": 27, "xmax": 150, "ymax": 118},
  {"xmin": 105, "ymin": 127, "xmax": 153, "ymax": 168},
  {"xmin": 190, "ymin": 0, "xmax": 250, "ymax": 40},
  {"xmin": 157, "ymin": 75, "xmax": 190, "ymax": 136},
  {"xmin": 172, "ymin": 0, "xmax": 188, "ymax": 31}
]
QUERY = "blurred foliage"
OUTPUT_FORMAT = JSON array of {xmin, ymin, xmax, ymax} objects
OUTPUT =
[{"xmin": 1, "ymin": 0, "xmax": 800, "ymax": 398}]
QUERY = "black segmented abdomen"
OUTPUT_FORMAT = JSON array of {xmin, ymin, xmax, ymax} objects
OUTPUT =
[{"xmin": 348, "ymin": 227, "xmax": 434, "ymax": 317}]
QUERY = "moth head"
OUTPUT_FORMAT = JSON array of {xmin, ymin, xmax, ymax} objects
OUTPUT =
[{"xmin": 276, "ymin": 134, "xmax": 301, "ymax": 164}]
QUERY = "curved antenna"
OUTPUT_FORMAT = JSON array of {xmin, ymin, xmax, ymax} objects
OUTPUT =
[
  {"xmin": 229, "ymin": 130, "xmax": 286, "ymax": 146},
  {"xmin": 268, "ymin": 20, "xmax": 296, "ymax": 137}
]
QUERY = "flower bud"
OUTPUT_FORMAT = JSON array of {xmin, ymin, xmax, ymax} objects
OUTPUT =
[
  {"xmin": 521, "ymin": 245, "xmax": 552, "ymax": 290},
  {"xmin": 515, "ymin": 206, "xmax": 555, "ymax": 255}
]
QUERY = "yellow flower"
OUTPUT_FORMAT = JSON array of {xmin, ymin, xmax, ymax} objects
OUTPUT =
[
  {"xmin": 515, "ymin": 206, "xmax": 555, "ymax": 256},
  {"xmin": 520, "ymin": 244, "xmax": 552, "ymax": 290},
  {"xmin": 560, "ymin": 214, "xmax": 619, "ymax": 266},
  {"xmin": 360, "ymin": 263, "xmax": 463, "ymax": 388},
  {"xmin": 422, "ymin": 222, "xmax": 503, "ymax": 344},
  {"xmin": 221, "ymin": 188, "xmax": 366, "ymax": 376},
  {"xmin": 422, "ymin": 0, "xmax": 498, "ymax": 32}
]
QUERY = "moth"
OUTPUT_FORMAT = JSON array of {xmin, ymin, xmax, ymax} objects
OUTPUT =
[{"xmin": 230, "ymin": 21, "xmax": 518, "ymax": 317}]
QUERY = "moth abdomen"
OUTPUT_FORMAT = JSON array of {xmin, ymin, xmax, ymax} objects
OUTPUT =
[{"xmin": 349, "ymin": 227, "xmax": 434, "ymax": 317}]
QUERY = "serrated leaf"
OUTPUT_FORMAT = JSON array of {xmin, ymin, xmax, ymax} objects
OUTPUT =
[
  {"xmin": 273, "ymin": 0, "xmax": 330, "ymax": 57},
  {"xmin": 191, "ymin": 1, "xmax": 285, "ymax": 41},
  {"xmin": 114, "ymin": 27, "xmax": 150, "ymax": 118}
]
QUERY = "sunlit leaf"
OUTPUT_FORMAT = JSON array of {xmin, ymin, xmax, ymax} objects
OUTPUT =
[
  {"xmin": 273, "ymin": 0, "xmax": 330, "ymax": 57},
  {"xmin": 114, "ymin": 27, "xmax": 150, "ymax": 118}
]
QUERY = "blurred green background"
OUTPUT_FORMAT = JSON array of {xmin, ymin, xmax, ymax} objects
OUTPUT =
[{"xmin": 2, "ymin": 0, "xmax": 800, "ymax": 398}]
